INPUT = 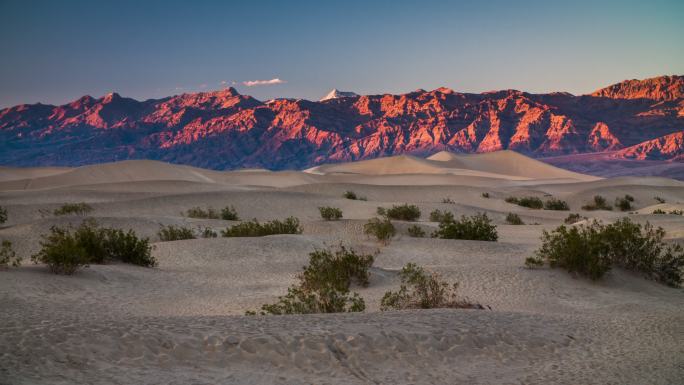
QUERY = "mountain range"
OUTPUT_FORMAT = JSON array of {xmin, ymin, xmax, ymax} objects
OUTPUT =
[{"xmin": 1, "ymin": 75, "xmax": 682, "ymax": 170}]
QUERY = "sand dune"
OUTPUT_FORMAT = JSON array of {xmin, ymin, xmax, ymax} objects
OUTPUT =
[{"xmin": 1, "ymin": 151, "xmax": 682, "ymax": 384}]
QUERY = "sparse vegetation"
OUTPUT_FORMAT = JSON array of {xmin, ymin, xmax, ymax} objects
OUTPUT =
[
  {"xmin": 429, "ymin": 209, "xmax": 454, "ymax": 223},
  {"xmin": 529, "ymin": 218, "xmax": 684, "ymax": 287},
  {"xmin": 581, "ymin": 195, "xmax": 612, "ymax": 211},
  {"xmin": 407, "ymin": 225, "xmax": 426, "ymax": 238},
  {"xmin": 544, "ymin": 198, "xmax": 570, "ymax": 211},
  {"xmin": 505, "ymin": 213, "xmax": 524, "ymax": 225},
  {"xmin": 377, "ymin": 204, "xmax": 421, "ymax": 221},
  {"xmin": 31, "ymin": 220, "xmax": 155, "ymax": 274},
  {"xmin": 343, "ymin": 190, "xmax": 366, "ymax": 200},
  {"xmin": 654, "ymin": 196, "xmax": 666, "ymax": 204},
  {"xmin": 319, "ymin": 206, "xmax": 343, "ymax": 221},
  {"xmin": 481, "ymin": 192, "xmax": 490, "ymax": 198},
  {"xmin": 652, "ymin": 209, "xmax": 666, "ymax": 215},
  {"xmin": 221, "ymin": 217, "xmax": 302, "ymax": 237},
  {"xmin": 185, "ymin": 206, "xmax": 220, "ymax": 219},
  {"xmin": 199, "ymin": 227, "xmax": 218, "ymax": 238},
  {"xmin": 505, "ymin": 196, "xmax": 543, "ymax": 209},
  {"xmin": 442, "ymin": 197, "xmax": 455, "ymax": 204},
  {"xmin": 220, "ymin": 206, "xmax": 239, "ymax": 220},
  {"xmin": 158, "ymin": 225, "xmax": 196, "ymax": 241},
  {"xmin": 0, "ymin": 240, "xmax": 21, "ymax": 269},
  {"xmin": 380, "ymin": 263, "xmax": 483, "ymax": 310},
  {"xmin": 0, "ymin": 206, "xmax": 7, "ymax": 224},
  {"xmin": 615, "ymin": 195, "xmax": 634, "ymax": 212},
  {"xmin": 669, "ymin": 209, "xmax": 683, "ymax": 215},
  {"xmin": 363, "ymin": 217, "xmax": 396, "ymax": 244},
  {"xmin": 247, "ymin": 246, "xmax": 374, "ymax": 315},
  {"xmin": 431, "ymin": 212, "xmax": 498, "ymax": 241},
  {"xmin": 564, "ymin": 213, "xmax": 585, "ymax": 225},
  {"xmin": 53, "ymin": 202, "xmax": 93, "ymax": 216}
]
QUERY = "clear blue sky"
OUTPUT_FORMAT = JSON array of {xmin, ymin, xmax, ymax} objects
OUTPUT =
[{"xmin": 1, "ymin": 0, "xmax": 682, "ymax": 107}]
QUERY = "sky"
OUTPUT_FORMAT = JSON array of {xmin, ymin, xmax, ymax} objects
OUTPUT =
[{"xmin": 0, "ymin": 0, "xmax": 682, "ymax": 108}]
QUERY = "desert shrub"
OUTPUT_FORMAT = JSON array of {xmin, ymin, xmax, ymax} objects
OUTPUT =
[
  {"xmin": 220, "ymin": 206, "xmax": 239, "ymax": 220},
  {"xmin": 378, "ymin": 204, "xmax": 421, "ymax": 221},
  {"xmin": 481, "ymin": 192, "xmax": 490, "ymax": 198},
  {"xmin": 432, "ymin": 212, "xmax": 498, "ymax": 241},
  {"xmin": 581, "ymin": 195, "xmax": 612, "ymax": 211},
  {"xmin": 0, "ymin": 240, "xmax": 21, "ymax": 268},
  {"xmin": 380, "ymin": 263, "xmax": 483, "ymax": 310},
  {"xmin": 185, "ymin": 206, "xmax": 219, "ymax": 219},
  {"xmin": 221, "ymin": 217, "xmax": 302, "ymax": 237},
  {"xmin": 53, "ymin": 202, "xmax": 93, "ymax": 216},
  {"xmin": 524, "ymin": 256, "xmax": 544, "ymax": 268},
  {"xmin": 615, "ymin": 195, "xmax": 634, "ymax": 212},
  {"xmin": 670, "ymin": 209, "xmax": 684, "ymax": 215},
  {"xmin": 0, "ymin": 206, "xmax": 7, "ymax": 224},
  {"xmin": 506, "ymin": 196, "xmax": 543, "ymax": 209},
  {"xmin": 343, "ymin": 191, "xmax": 366, "ymax": 200},
  {"xmin": 429, "ymin": 209, "xmax": 454, "ymax": 223},
  {"xmin": 103, "ymin": 228, "xmax": 156, "ymax": 267},
  {"xmin": 505, "ymin": 213, "xmax": 524, "ymax": 225},
  {"xmin": 199, "ymin": 227, "xmax": 218, "ymax": 238},
  {"xmin": 248, "ymin": 246, "xmax": 373, "ymax": 315},
  {"xmin": 544, "ymin": 198, "xmax": 570, "ymax": 211},
  {"xmin": 158, "ymin": 225, "xmax": 196, "ymax": 241},
  {"xmin": 652, "ymin": 209, "xmax": 666, "ymax": 215},
  {"xmin": 319, "ymin": 206, "xmax": 343, "ymax": 221},
  {"xmin": 442, "ymin": 197, "xmax": 455, "ymax": 204},
  {"xmin": 530, "ymin": 218, "xmax": 684, "ymax": 287},
  {"xmin": 32, "ymin": 227, "xmax": 90, "ymax": 274},
  {"xmin": 363, "ymin": 217, "xmax": 396, "ymax": 244},
  {"xmin": 654, "ymin": 196, "xmax": 666, "ymax": 204},
  {"xmin": 407, "ymin": 225, "xmax": 426, "ymax": 238},
  {"xmin": 564, "ymin": 213, "xmax": 585, "ymax": 224}
]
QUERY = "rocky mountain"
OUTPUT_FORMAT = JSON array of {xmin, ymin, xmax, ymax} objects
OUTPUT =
[
  {"xmin": 1, "ymin": 76, "xmax": 682, "ymax": 170},
  {"xmin": 320, "ymin": 89, "xmax": 360, "ymax": 101}
]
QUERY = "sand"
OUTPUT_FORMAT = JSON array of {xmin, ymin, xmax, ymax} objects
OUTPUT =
[{"xmin": 1, "ymin": 151, "xmax": 683, "ymax": 384}]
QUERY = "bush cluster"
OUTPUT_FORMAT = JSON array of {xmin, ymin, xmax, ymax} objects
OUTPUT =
[
  {"xmin": 31, "ymin": 220, "xmax": 156, "ymax": 274},
  {"xmin": 481, "ymin": 192, "xmax": 490, "ymax": 198},
  {"xmin": 364, "ymin": 217, "xmax": 396, "ymax": 244},
  {"xmin": 343, "ymin": 191, "xmax": 366, "ymax": 201},
  {"xmin": 652, "ymin": 209, "xmax": 666, "ymax": 215},
  {"xmin": 0, "ymin": 206, "xmax": 7, "ymax": 224},
  {"xmin": 319, "ymin": 206, "xmax": 343, "ymax": 221},
  {"xmin": 505, "ymin": 213, "xmax": 524, "ymax": 225},
  {"xmin": 53, "ymin": 202, "xmax": 93, "ymax": 216},
  {"xmin": 564, "ymin": 213, "xmax": 586, "ymax": 225},
  {"xmin": 221, "ymin": 217, "xmax": 302, "ymax": 237},
  {"xmin": 380, "ymin": 263, "xmax": 483, "ymax": 310},
  {"xmin": 248, "ymin": 246, "xmax": 374, "ymax": 315},
  {"xmin": 654, "ymin": 196, "xmax": 666, "ymax": 204},
  {"xmin": 158, "ymin": 225, "xmax": 196, "ymax": 241},
  {"xmin": 377, "ymin": 204, "xmax": 421, "ymax": 221},
  {"xmin": 185, "ymin": 206, "xmax": 219, "ymax": 219},
  {"xmin": 0, "ymin": 240, "xmax": 21, "ymax": 269},
  {"xmin": 442, "ymin": 197, "xmax": 455, "ymax": 204},
  {"xmin": 615, "ymin": 195, "xmax": 635, "ymax": 212},
  {"xmin": 432, "ymin": 212, "xmax": 498, "ymax": 241},
  {"xmin": 581, "ymin": 195, "xmax": 612, "ymax": 211},
  {"xmin": 429, "ymin": 209, "xmax": 454, "ymax": 223},
  {"xmin": 221, "ymin": 206, "xmax": 239, "ymax": 220},
  {"xmin": 407, "ymin": 225, "xmax": 426, "ymax": 238},
  {"xmin": 527, "ymin": 218, "xmax": 684, "ymax": 287},
  {"xmin": 505, "ymin": 196, "xmax": 543, "ymax": 209},
  {"xmin": 199, "ymin": 227, "xmax": 218, "ymax": 238},
  {"xmin": 544, "ymin": 198, "xmax": 570, "ymax": 211}
]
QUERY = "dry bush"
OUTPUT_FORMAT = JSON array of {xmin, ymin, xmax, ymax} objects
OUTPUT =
[
  {"xmin": 432, "ymin": 213, "xmax": 498, "ymax": 241},
  {"xmin": 407, "ymin": 225, "xmax": 426, "ymax": 238},
  {"xmin": 506, "ymin": 196, "xmax": 543, "ymax": 209},
  {"xmin": 544, "ymin": 198, "xmax": 570, "ymax": 211},
  {"xmin": 377, "ymin": 204, "xmax": 421, "ymax": 221},
  {"xmin": 319, "ymin": 206, "xmax": 343, "ymax": 221},
  {"xmin": 364, "ymin": 217, "xmax": 396, "ymax": 244},
  {"xmin": 53, "ymin": 202, "xmax": 93, "ymax": 216},
  {"xmin": 158, "ymin": 225, "xmax": 196, "ymax": 241},
  {"xmin": 0, "ymin": 240, "xmax": 21, "ymax": 268},
  {"xmin": 581, "ymin": 195, "xmax": 612, "ymax": 211},
  {"xmin": 505, "ymin": 213, "xmax": 524, "ymax": 225},
  {"xmin": 221, "ymin": 217, "xmax": 302, "ymax": 237}
]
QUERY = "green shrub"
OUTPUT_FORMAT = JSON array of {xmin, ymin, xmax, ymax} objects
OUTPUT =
[
  {"xmin": 185, "ymin": 206, "xmax": 219, "ymax": 219},
  {"xmin": 158, "ymin": 225, "xmax": 196, "ymax": 241},
  {"xmin": 652, "ymin": 209, "xmax": 667, "ymax": 215},
  {"xmin": 505, "ymin": 213, "xmax": 524, "ymax": 225},
  {"xmin": 429, "ymin": 209, "xmax": 454, "ymax": 223},
  {"xmin": 544, "ymin": 198, "xmax": 570, "ymax": 211},
  {"xmin": 103, "ymin": 228, "xmax": 156, "ymax": 267},
  {"xmin": 564, "ymin": 213, "xmax": 585, "ymax": 224},
  {"xmin": 248, "ymin": 246, "xmax": 373, "ymax": 315},
  {"xmin": 0, "ymin": 206, "xmax": 7, "ymax": 224},
  {"xmin": 442, "ymin": 197, "xmax": 455, "ymax": 204},
  {"xmin": 581, "ymin": 195, "xmax": 612, "ymax": 211},
  {"xmin": 530, "ymin": 218, "xmax": 684, "ymax": 287},
  {"xmin": 53, "ymin": 202, "xmax": 93, "ymax": 216},
  {"xmin": 343, "ymin": 191, "xmax": 366, "ymax": 200},
  {"xmin": 654, "ymin": 196, "xmax": 666, "ymax": 204},
  {"xmin": 221, "ymin": 217, "xmax": 302, "ymax": 237},
  {"xmin": 407, "ymin": 225, "xmax": 426, "ymax": 238},
  {"xmin": 615, "ymin": 195, "xmax": 634, "ymax": 212},
  {"xmin": 378, "ymin": 204, "xmax": 421, "ymax": 221},
  {"xmin": 363, "ymin": 217, "xmax": 396, "ymax": 244},
  {"xmin": 319, "ymin": 206, "xmax": 343, "ymax": 221},
  {"xmin": 199, "ymin": 227, "xmax": 218, "ymax": 238},
  {"xmin": 220, "ymin": 206, "xmax": 239, "ymax": 220},
  {"xmin": 524, "ymin": 256, "xmax": 544, "ymax": 268},
  {"xmin": 0, "ymin": 240, "xmax": 21, "ymax": 268},
  {"xmin": 32, "ymin": 227, "xmax": 90, "ymax": 274},
  {"xmin": 380, "ymin": 263, "xmax": 483, "ymax": 310},
  {"xmin": 432, "ymin": 213, "xmax": 498, "ymax": 241},
  {"xmin": 481, "ymin": 192, "xmax": 490, "ymax": 198},
  {"xmin": 506, "ymin": 196, "xmax": 543, "ymax": 209}
]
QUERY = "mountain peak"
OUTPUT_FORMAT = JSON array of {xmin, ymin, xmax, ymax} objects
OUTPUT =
[
  {"xmin": 102, "ymin": 92, "xmax": 122, "ymax": 103},
  {"xmin": 320, "ymin": 89, "xmax": 359, "ymax": 101},
  {"xmin": 590, "ymin": 75, "xmax": 684, "ymax": 101}
]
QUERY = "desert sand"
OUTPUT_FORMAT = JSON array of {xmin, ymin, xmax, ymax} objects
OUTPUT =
[{"xmin": 1, "ymin": 151, "xmax": 683, "ymax": 385}]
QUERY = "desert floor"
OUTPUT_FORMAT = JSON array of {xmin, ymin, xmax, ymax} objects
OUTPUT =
[{"xmin": 1, "ymin": 151, "xmax": 683, "ymax": 385}]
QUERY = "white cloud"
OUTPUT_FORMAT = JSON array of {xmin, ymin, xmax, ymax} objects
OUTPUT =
[{"xmin": 242, "ymin": 78, "xmax": 286, "ymax": 87}]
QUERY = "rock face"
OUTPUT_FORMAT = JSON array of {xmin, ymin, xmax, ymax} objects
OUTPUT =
[{"xmin": 1, "ymin": 76, "xmax": 682, "ymax": 170}]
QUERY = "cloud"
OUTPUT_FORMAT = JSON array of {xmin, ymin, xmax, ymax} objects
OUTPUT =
[{"xmin": 242, "ymin": 78, "xmax": 286, "ymax": 87}]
